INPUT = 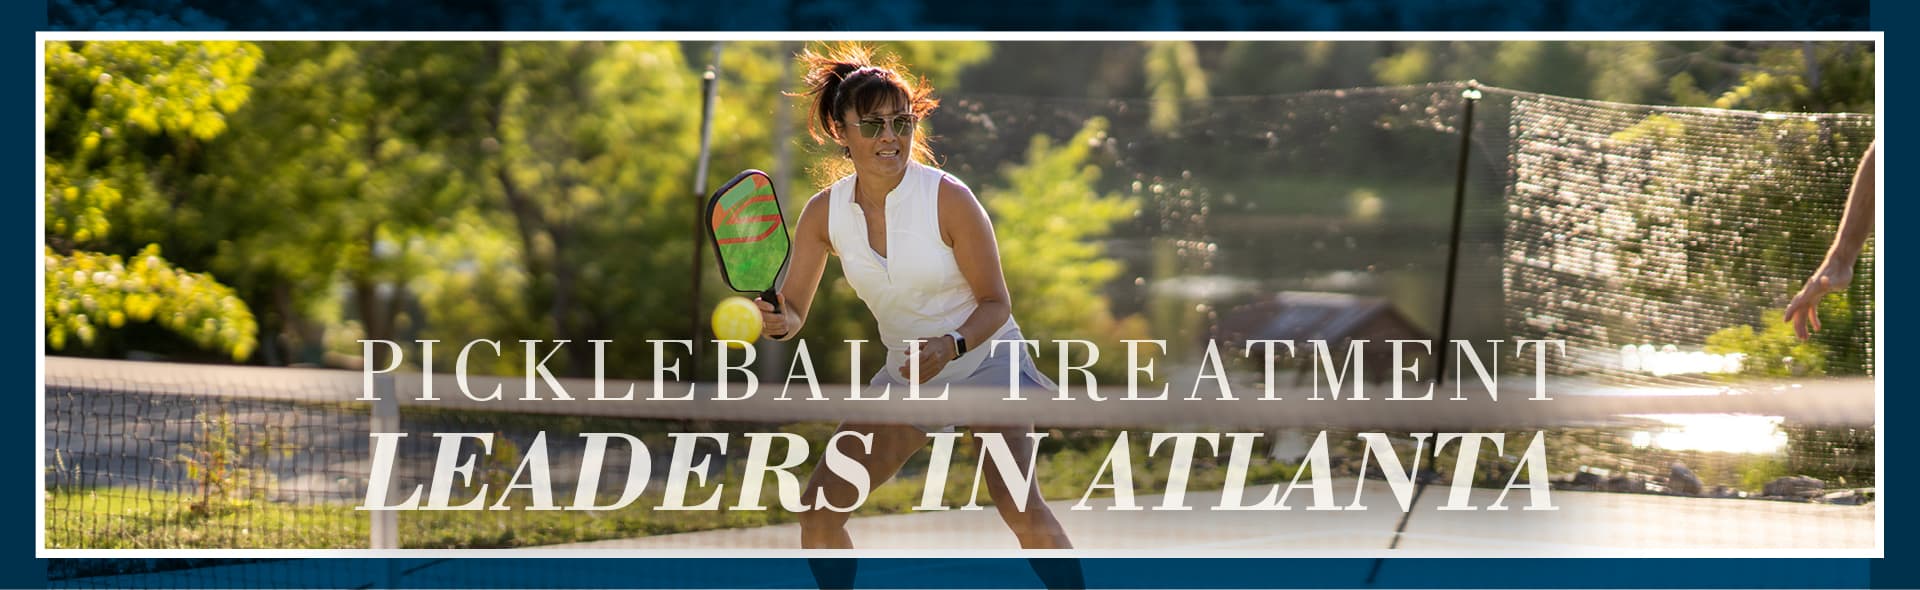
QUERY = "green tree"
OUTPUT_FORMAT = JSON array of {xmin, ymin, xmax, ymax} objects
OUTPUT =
[
  {"xmin": 1144, "ymin": 41, "xmax": 1208, "ymax": 136},
  {"xmin": 45, "ymin": 245, "xmax": 256, "ymax": 360},
  {"xmin": 1575, "ymin": 42, "xmax": 1664, "ymax": 103},
  {"xmin": 44, "ymin": 41, "xmax": 262, "ymax": 360},
  {"xmin": 1705, "ymin": 315, "xmax": 1828, "ymax": 377},
  {"xmin": 871, "ymin": 41, "xmax": 993, "ymax": 90},
  {"xmin": 1215, "ymin": 41, "xmax": 1385, "ymax": 96},
  {"xmin": 431, "ymin": 41, "xmax": 703, "ymax": 376},
  {"xmin": 1368, "ymin": 42, "xmax": 1592, "ymax": 98},
  {"xmin": 193, "ymin": 41, "xmax": 485, "ymax": 366},
  {"xmin": 1667, "ymin": 41, "xmax": 1874, "ymax": 113},
  {"xmin": 982, "ymin": 117, "xmax": 1143, "ymax": 380},
  {"xmin": 956, "ymin": 42, "xmax": 1147, "ymax": 99}
]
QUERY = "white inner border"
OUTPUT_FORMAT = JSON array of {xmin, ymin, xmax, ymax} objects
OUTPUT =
[{"xmin": 35, "ymin": 30, "xmax": 1885, "ymax": 562}]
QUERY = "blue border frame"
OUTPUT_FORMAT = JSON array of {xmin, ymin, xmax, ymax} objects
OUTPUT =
[
  {"xmin": 40, "ymin": 0, "xmax": 1873, "ymax": 31},
  {"xmin": 1865, "ymin": 1, "xmax": 1901, "ymax": 585},
  {"xmin": 24, "ymin": 557, "xmax": 1884, "ymax": 588},
  {"xmin": 19, "ymin": 1, "xmax": 49, "ymax": 587},
  {"xmin": 22, "ymin": 0, "xmax": 1896, "ymax": 587}
]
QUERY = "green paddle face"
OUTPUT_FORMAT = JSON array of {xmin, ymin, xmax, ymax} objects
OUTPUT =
[{"xmin": 706, "ymin": 170, "xmax": 790, "ymax": 310}]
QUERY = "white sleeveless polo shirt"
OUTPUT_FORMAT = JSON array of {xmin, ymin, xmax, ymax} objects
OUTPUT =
[{"xmin": 826, "ymin": 161, "xmax": 1023, "ymax": 384}]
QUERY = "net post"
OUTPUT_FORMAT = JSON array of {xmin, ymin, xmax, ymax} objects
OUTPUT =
[
  {"xmin": 758, "ymin": 42, "xmax": 797, "ymax": 386},
  {"xmin": 369, "ymin": 373, "xmax": 400, "ymax": 551},
  {"xmin": 1434, "ymin": 80, "xmax": 1481, "ymax": 390},
  {"xmin": 1368, "ymin": 81, "xmax": 1482, "ymax": 584},
  {"xmin": 690, "ymin": 43, "xmax": 724, "ymax": 378}
]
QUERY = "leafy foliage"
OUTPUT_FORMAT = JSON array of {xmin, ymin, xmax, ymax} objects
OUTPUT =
[
  {"xmin": 41, "ymin": 40, "xmax": 1874, "ymax": 380},
  {"xmin": 1705, "ymin": 315, "xmax": 1828, "ymax": 377},
  {"xmin": 177, "ymin": 407, "xmax": 295, "ymax": 515},
  {"xmin": 983, "ymin": 117, "xmax": 1145, "ymax": 379},
  {"xmin": 45, "ymin": 41, "xmax": 260, "ymax": 250},
  {"xmin": 44, "ymin": 41, "xmax": 264, "ymax": 360},
  {"xmin": 1144, "ymin": 41, "xmax": 1208, "ymax": 135},
  {"xmin": 46, "ymin": 245, "xmax": 256, "ymax": 361}
]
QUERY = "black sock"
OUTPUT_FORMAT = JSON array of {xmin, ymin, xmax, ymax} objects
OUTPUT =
[
  {"xmin": 1027, "ymin": 558, "xmax": 1085, "ymax": 590},
  {"xmin": 807, "ymin": 558, "xmax": 857, "ymax": 590}
]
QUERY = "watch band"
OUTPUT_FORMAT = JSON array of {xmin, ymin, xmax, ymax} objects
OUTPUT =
[{"xmin": 946, "ymin": 331, "xmax": 967, "ymax": 358}]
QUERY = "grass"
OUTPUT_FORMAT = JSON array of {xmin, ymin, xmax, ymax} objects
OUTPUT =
[
  {"xmin": 52, "ymin": 423, "xmax": 1831, "ymax": 549},
  {"xmin": 46, "ymin": 488, "xmax": 367, "ymax": 549},
  {"xmin": 48, "ymin": 428, "xmax": 1299, "ymax": 549}
]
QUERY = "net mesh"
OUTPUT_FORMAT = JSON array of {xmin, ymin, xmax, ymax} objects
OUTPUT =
[
  {"xmin": 1490, "ymin": 88, "xmax": 1876, "ymax": 381},
  {"xmin": 931, "ymin": 84, "xmax": 1493, "ymax": 356},
  {"xmin": 45, "ymin": 387, "xmax": 370, "ymax": 549},
  {"xmin": 44, "ymin": 359, "xmax": 1873, "ymax": 556},
  {"xmin": 45, "ymin": 81, "xmax": 1877, "ymax": 584}
]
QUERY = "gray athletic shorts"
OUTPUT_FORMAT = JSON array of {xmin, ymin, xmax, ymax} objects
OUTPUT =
[{"xmin": 863, "ymin": 330, "xmax": 1056, "ymax": 433}]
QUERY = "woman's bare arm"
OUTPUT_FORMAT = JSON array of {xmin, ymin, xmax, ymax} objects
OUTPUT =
[
  {"xmin": 901, "ymin": 176, "xmax": 1012, "ymax": 381},
  {"xmin": 760, "ymin": 190, "xmax": 835, "ymax": 339},
  {"xmin": 1785, "ymin": 141, "xmax": 1876, "ymax": 340}
]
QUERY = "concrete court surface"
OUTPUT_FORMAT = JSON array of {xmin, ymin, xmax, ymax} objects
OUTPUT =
[{"xmin": 545, "ymin": 483, "xmax": 1875, "ymax": 556}]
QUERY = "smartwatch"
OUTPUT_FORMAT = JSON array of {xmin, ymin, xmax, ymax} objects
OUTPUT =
[{"xmin": 945, "ymin": 331, "xmax": 968, "ymax": 360}]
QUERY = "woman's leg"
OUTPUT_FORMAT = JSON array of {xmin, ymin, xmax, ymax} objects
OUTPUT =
[
  {"xmin": 801, "ymin": 422, "xmax": 926, "ymax": 589},
  {"xmin": 797, "ymin": 422, "xmax": 928, "ymax": 548},
  {"xmin": 975, "ymin": 425, "xmax": 1072, "ymax": 549},
  {"xmin": 976, "ymin": 425, "xmax": 1083, "ymax": 589}
]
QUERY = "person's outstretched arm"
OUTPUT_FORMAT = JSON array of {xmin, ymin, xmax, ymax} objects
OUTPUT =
[
  {"xmin": 1786, "ymin": 141, "xmax": 1877, "ymax": 340},
  {"xmin": 760, "ymin": 190, "xmax": 834, "ymax": 340}
]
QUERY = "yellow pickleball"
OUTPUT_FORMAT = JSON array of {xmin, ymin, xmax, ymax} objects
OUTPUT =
[{"xmin": 711, "ymin": 296, "xmax": 763, "ymax": 348}]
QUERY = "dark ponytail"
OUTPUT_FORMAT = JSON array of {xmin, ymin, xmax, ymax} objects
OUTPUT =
[{"xmin": 793, "ymin": 43, "xmax": 939, "ymax": 182}]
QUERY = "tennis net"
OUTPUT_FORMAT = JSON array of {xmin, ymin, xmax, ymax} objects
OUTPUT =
[{"xmin": 46, "ymin": 355, "xmax": 1874, "ymax": 555}]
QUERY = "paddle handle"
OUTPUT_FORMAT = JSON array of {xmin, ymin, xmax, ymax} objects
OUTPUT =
[{"xmin": 760, "ymin": 289, "xmax": 782, "ymax": 314}]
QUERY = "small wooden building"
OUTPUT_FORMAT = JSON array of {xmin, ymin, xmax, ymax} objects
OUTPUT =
[{"xmin": 1216, "ymin": 291, "xmax": 1431, "ymax": 385}]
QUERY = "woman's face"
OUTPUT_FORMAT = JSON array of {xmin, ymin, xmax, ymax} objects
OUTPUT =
[{"xmin": 838, "ymin": 97, "xmax": 916, "ymax": 179}]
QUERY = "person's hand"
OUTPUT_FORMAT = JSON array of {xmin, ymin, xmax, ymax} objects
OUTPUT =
[
  {"xmin": 899, "ymin": 335, "xmax": 958, "ymax": 383},
  {"xmin": 756, "ymin": 293, "xmax": 792, "ymax": 339},
  {"xmin": 1785, "ymin": 259, "xmax": 1854, "ymax": 340}
]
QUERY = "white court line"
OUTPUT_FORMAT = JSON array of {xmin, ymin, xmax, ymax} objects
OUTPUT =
[
  {"xmin": 1169, "ymin": 527, "xmax": 1395, "ymax": 551},
  {"xmin": 1178, "ymin": 527, "xmax": 1622, "ymax": 553}
]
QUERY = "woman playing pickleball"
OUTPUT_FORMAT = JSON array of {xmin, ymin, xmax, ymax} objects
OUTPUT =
[{"xmin": 755, "ymin": 44, "xmax": 1075, "ymax": 563}]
